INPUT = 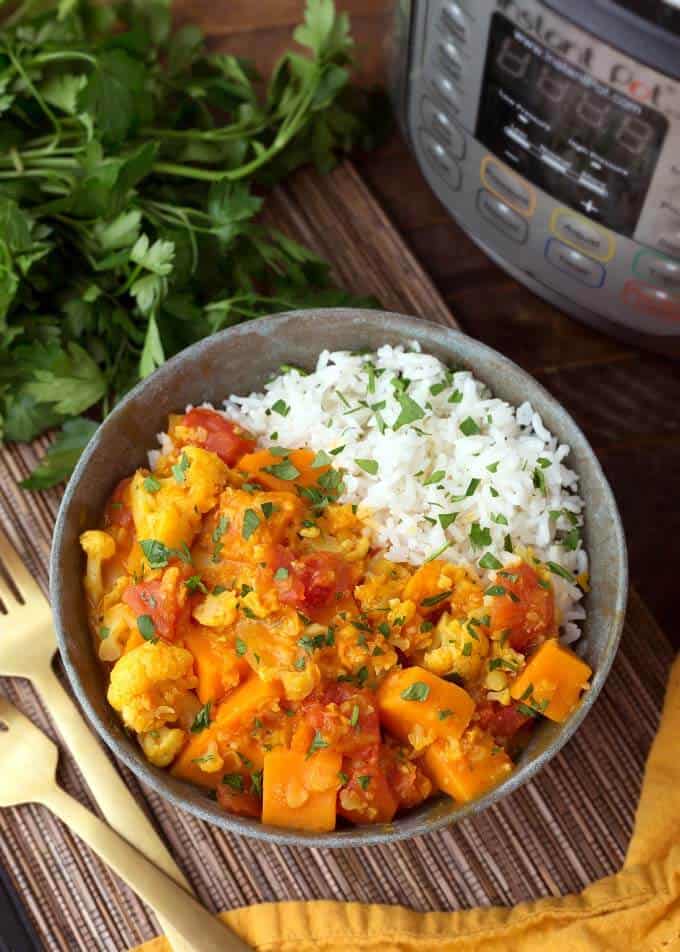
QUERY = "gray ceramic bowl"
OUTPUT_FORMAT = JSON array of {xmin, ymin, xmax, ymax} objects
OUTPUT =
[{"xmin": 50, "ymin": 309, "xmax": 627, "ymax": 847}]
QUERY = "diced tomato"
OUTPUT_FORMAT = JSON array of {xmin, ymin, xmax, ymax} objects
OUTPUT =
[
  {"xmin": 105, "ymin": 478, "xmax": 134, "ymax": 532},
  {"xmin": 216, "ymin": 772, "xmax": 262, "ymax": 818},
  {"xmin": 298, "ymin": 685, "xmax": 381, "ymax": 755},
  {"xmin": 476, "ymin": 700, "xmax": 533, "ymax": 739},
  {"xmin": 123, "ymin": 579, "xmax": 180, "ymax": 640},
  {"xmin": 274, "ymin": 548, "xmax": 350, "ymax": 618},
  {"xmin": 337, "ymin": 745, "xmax": 398, "ymax": 825},
  {"xmin": 380, "ymin": 741, "xmax": 433, "ymax": 811},
  {"xmin": 489, "ymin": 562, "xmax": 556, "ymax": 653},
  {"xmin": 180, "ymin": 408, "xmax": 255, "ymax": 465}
]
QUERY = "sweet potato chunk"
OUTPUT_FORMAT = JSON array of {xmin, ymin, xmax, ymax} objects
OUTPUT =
[
  {"xmin": 262, "ymin": 748, "xmax": 341, "ymax": 832},
  {"xmin": 423, "ymin": 729, "xmax": 513, "ymax": 802},
  {"xmin": 509, "ymin": 638, "xmax": 591, "ymax": 722},
  {"xmin": 376, "ymin": 666, "xmax": 475, "ymax": 749},
  {"xmin": 216, "ymin": 675, "xmax": 282, "ymax": 733},
  {"xmin": 183, "ymin": 626, "xmax": 249, "ymax": 705},
  {"xmin": 171, "ymin": 724, "xmax": 223, "ymax": 790}
]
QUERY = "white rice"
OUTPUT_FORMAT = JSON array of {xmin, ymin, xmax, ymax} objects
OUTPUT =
[{"xmin": 156, "ymin": 344, "xmax": 588, "ymax": 642}]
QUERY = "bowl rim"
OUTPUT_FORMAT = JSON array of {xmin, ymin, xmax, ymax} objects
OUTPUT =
[{"xmin": 50, "ymin": 308, "xmax": 628, "ymax": 848}]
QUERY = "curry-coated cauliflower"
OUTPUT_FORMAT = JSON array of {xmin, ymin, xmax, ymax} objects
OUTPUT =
[
  {"xmin": 80, "ymin": 530, "xmax": 116, "ymax": 605},
  {"xmin": 107, "ymin": 642, "xmax": 198, "ymax": 734},
  {"xmin": 139, "ymin": 726, "xmax": 186, "ymax": 767},
  {"xmin": 192, "ymin": 589, "xmax": 238, "ymax": 628},
  {"xmin": 98, "ymin": 599, "xmax": 136, "ymax": 663},
  {"xmin": 130, "ymin": 445, "xmax": 228, "ymax": 554},
  {"xmin": 422, "ymin": 613, "xmax": 489, "ymax": 683}
]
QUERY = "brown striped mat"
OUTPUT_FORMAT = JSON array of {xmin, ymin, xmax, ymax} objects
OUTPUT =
[{"xmin": 0, "ymin": 161, "xmax": 675, "ymax": 952}]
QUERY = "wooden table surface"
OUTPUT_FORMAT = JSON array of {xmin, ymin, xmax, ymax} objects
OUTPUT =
[{"xmin": 177, "ymin": 0, "xmax": 680, "ymax": 646}]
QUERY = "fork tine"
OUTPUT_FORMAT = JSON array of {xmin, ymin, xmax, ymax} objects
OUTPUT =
[{"xmin": 0, "ymin": 529, "xmax": 44, "ymax": 604}]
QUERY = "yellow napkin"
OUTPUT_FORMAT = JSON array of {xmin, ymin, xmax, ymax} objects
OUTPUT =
[{"xmin": 134, "ymin": 655, "xmax": 680, "ymax": 952}]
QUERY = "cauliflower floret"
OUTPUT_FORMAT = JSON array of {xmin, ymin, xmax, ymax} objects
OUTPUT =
[
  {"xmin": 107, "ymin": 642, "xmax": 197, "ymax": 734},
  {"xmin": 422, "ymin": 613, "xmax": 489, "ymax": 683},
  {"xmin": 99, "ymin": 600, "xmax": 136, "ymax": 663},
  {"xmin": 280, "ymin": 660, "xmax": 321, "ymax": 701},
  {"xmin": 130, "ymin": 445, "xmax": 228, "ymax": 554},
  {"xmin": 139, "ymin": 726, "xmax": 186, "ymax": 767},
  {"xmin": 192, "ymin": 590, "xmax": 238, "ymax": 628},
  {"xmin": 80, "ymin": 530, "xmax": 116, "ymax": 605}
]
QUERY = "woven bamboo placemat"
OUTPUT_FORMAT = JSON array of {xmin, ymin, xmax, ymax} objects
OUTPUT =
[{"xmin": 0, "ymin": 161, "xmax": 674, "ymax": 952}]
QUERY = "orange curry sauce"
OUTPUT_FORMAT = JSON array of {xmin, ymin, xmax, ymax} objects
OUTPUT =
[{"xmin": 80, "ymin": 408, "xmax": 591, "ymax": 832}]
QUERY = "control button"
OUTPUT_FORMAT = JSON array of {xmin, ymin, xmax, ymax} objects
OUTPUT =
[
  {"xmin": 633, "ymin": 250, "xmax": 680, "ymax": 293},
  {"xmin": 621, "ymin": 280, "xmax": 680, "ymax": 323},
  {"xmin": 477, "ymin": 190, "xmax": 528, "ymax": 244},
  {"xmin": 545, "ymin": 239, "xmax": 605, "ymax": 288},
  {"xmin": 550, "ymin": 208, "xmax": 615, "ymax": 262},
  {"xmin": 420, "ymin": 131, "xmax": 462, "ymax": 190},
  {"xmin": 481, "ymin": 156, "xmax": 536, "ymax": 217},
  {"xmin": 439, "ymin": 39, "xmax": 463, "ymax": 69},
  {"xmin": 421, "ymin": 98, "xmax": 465, "ymax": 159},
  {"xmin": 431, "ymin": 74, "xmax": 462, "ymax": 112},
  {"xmin": 440, "ymin": 2, "xmax": 468, "ymax": 43}
]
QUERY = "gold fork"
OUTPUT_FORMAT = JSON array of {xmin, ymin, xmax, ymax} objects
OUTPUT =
[
  {"xmin": 0, "ymin": 696, "xmax": 249, "ymax": 952},
  {"xmin": 0, "ymin": 529, "xmax": 231, "ymax": 952}
]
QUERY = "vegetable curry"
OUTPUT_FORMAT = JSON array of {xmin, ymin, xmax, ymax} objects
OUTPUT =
[{"xmin": 81, "ymin": 408, "xmax": 592, "ymax": 832}]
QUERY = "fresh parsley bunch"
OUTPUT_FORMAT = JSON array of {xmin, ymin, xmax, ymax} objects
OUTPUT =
[{"xmin": 0, "ymin": 0, "xmax": 388, "ymax": 488}]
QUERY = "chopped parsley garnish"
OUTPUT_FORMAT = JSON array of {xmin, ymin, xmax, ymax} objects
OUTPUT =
[
  {"xmin": 242, "ymin": 508, "xmax": 260, "ymax": 540},
  {"xmin": 438, "ymin": 512, "xmax": 458, "ymax": 530},
  {"xmin": 235, "ymin": 638, "xmax": 247, "ymax": 656},
  {"xmin": 425, "ymin": 541, "xmax": 451, "ymax": 563},
  {"xmin": 485, "ymin": 584, "xmax": 508, "ymax": 597},
  {"xmin": 562, "ymin": 527, "xmax": 581, "ymax": 551},
  {"xmin": 317, "ymin": 467, "xmax": 343, "ymax": 495},
  {"xmin": 260, "ymin": 501, "xmax": 275, "ymax": 520},
  {"xmin": 492, "ymin": 513, "xmax": 508, "ymax": 526},
  {"xmin": 504, "ymin": 534, "xmax": 513, "ymax": 553},
  {"xmin": 423, "ymin": 469, "xmax": 446, "ymax": 486},
  {"xmin": 356, "ymin": 458, "xmax": 379, "ymax": 475},
  {"xmin": 137, "ymin": 615, "xmax": 157, "ymax": 642},
  {"xmin": 459, "ymin": 416, "xmax": 480, "ymax": 436},
  {"xmin": 546, "ymin": 561, "xmax": 576, "ymax": 583},
  {"xmin": 185, "ymin": 575, "xmax": 208, "ymax": 594},
  {"xmin": 438, "ymin": 709, "xmax": 453, "ymax": 720},
  {"xmin": 356, "ymin": 666, "xmax": 369, "ymax": 687},
  {"xmin": 479, "ymin": 552, "xmax": 502, "ymax": 570},
  {"xmin": 250, "ymin": 770, "xmax": 263, "ymax": 797},
  {"xmin": 338, "ymin": 771, "xmax": 349, "ymax": 785},
  {"xmin": 172, "ymin": 452, "xmax": 190, "ymax": 484},
  {"xmin": 222, "ymin": 773, "xmax": 244, "ymax": 792},
  {"xmin": 400, "ymin": 681, "xmax": 430, "ymax": 702},
  {"xmin": 191, "ymin": 703, "xmax": 211, "ymax": 733},
  {"xmin": 533, "ymin": 467, "xmax": 547, "ymax": 496},
  {"xmin": 469, "ymin": 522, "xmax": 492, "ymax": 549},
  {"xmin": 213, "ymin": 584, "xmax": 227, "ymax": 595},
  {"xmin": 271, "ymin": 399, "xmax": 290, "ymax": 417},
  {"xmin": 429, "ymin": 381, "xmax": 447, "ymax": 396},
  {"xmin": 421, "ymin": 590, "xmax": 452, "ymax": 607},
  {"xmin": 311, "ymin": 450, "xmax": 332, "ymax": 468},
  {"xmin": 307, "ymin": 730, "xmax": 330, "ymax": 757},
  {"xmin": 298, "ymin": 632, "xmax": 327, "ymax": 652},
  {"xmin": 139, "ymin": 538, "xmax": 173, "ymax": 568},
  {"xmin": 450, "ymin": 478, "xmax": 480, "ymax": 502},
  {"xmin": 420, "ymin": 620, "xmax": 434, "ymax": 633},
  {"xmin": 99, "ymin": 626, "xmax": 111, "ymax": 640},
  {"xmin": 143, "ymin": 475, "xmax": 161, "ymax": 493},
  {"xmin": 274, "ymin": 566, "xmax": 289, "ymax": 580},
  {"xmin": 486, "ymin": 461, "xmax": 499, "ymax": 473},
  {"xmin": 378, "ymin": 622, "xmax": 390, "ymax": 637},
  {"xmin": 461, "ymin": 642, "xmax": 472, "ymax": 657},
  {"xmin": 269, "ymin": 446, "xmax": 291, "ymax": 457},
  {"xmin": 294, "ymin": 656, "xmax": 307, "ymax": 670},
  {"xmin": 350, "ymin": 704, "xmax": 360, "ymax": 727},
  {"xmin": 357, "ymin": 775, "xmax": 371, "ymax": 790},
  {"xmin": 329, "ymin": 445, "xmax": 345, "ymax": 456},
  {"xmin": 393, "ymin": 391, "xmax": 425, "ymax": 431},
  {"xmin": 263, "ymin": 460, "xmax": 300, "ymax": 481},
  {"xmin": 211, "ymin": 515, "xmax": 229, "ymax": 563},
  {"xmin": 537, "ymin": 457, "xmax": 551, "ymax": 468},
  {"xmin": 448, "ymin": 389, "xmax": 463, "ymax": 404}
]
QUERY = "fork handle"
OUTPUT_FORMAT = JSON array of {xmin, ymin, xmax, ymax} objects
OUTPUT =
[
  {"xmin": 34, "ymin": 664, "xmax": 194, "ymax": 951},
  {"xmin": 40, "ymin": 786, "xmax": 250, "ymax": 952}
]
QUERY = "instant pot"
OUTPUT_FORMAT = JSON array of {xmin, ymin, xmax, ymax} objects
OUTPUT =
[{"xmin": 389, "ymin": 0, "xmax": 680, "ymax": 354}]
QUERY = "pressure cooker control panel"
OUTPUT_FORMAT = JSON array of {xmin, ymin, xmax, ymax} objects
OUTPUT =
[{"xmin": 405, "ymin": 0, "xmax": 680, "ymax": 334}]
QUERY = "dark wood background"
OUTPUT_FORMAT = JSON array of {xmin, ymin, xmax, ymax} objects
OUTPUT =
[{"xmin": 177, "ymin": 0, "xmax": 680, "ymax": 646}]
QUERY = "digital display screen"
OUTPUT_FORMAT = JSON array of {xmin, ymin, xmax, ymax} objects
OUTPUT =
[{"xmin": 476, "ymin": 13, "xmax": 669, "ymax": 236}]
